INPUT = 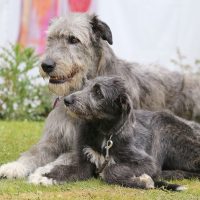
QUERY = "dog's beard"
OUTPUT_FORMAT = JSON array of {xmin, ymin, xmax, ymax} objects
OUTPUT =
[
  {"xmin": 40, "ymin": 66, "xmax": 87, "ymax": 96},
  {"xmin": 65, "ymin": 108, "xmax": 80, "ymax": 119},
  {"xmin": 48, "ymin": 75, "xmax": 84, "ymax": 96},
  {"xmin": 65, "ymin": 106, "xmax": 93, "ymax": 120}
]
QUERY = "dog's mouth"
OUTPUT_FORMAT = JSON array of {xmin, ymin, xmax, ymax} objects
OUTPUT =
[
  {"xmin": 65, "ymin": 107, "xmax": 92, "ymax": 120},
  {"xmin": 49, "ymin": 67, "xmax": 80, "ymax": 84},
  {"xmin": 49, "ymin": 76, "xmax": 69, "ymax": 84}
]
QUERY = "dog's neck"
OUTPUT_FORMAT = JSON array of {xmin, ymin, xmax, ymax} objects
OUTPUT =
[
  {"xmin": 88, "ymin": 42, "xmax": 118, "ymax": 79},
  {"xmin": 109, "ymin": 111, "xmax": 135, "ymax": 138},
  {"xmin": 90, "ymin": 111, "xmax": 135, "ymax": 139}
]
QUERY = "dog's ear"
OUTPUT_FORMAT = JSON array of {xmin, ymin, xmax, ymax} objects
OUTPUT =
[
  {"xmin": 115, "ymin": 94, "xmax": 131, "ymax": 115},
  {"xmin": 90, "ymin": 15, "xmax": 113, "ymax": 45}
]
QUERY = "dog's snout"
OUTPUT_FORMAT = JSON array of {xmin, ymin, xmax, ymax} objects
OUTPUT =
[
  {"xmin": 41, "ymin": 59, "xmax": 56, "ymax": 73},
  {"xmin": 64, "ymin": 95, "xmax": 75, "ymax": 107}
]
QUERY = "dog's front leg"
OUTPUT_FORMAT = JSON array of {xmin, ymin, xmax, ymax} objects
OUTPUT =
[
  {"xmin": 100, "ymin": 164, "xmax": 155, "ymax": 189},
  {"xmin": 99, "ymin": 148, "xmax": 158, "ymax": 189},
  {"xmin": 101, "ymin": 163, "xmax": 185, "ymax": 191},
  {"xmin": 43, "ymin": 161, "xmax": 94, "ymax": 184},
  {"xmin": 0, "ymin": 134, "xmax": 58, "ymax": 179},
  {"xmin": 0, "ymin": 108, "xmax": 75, "ymax": 179},
  {"xmin": 28, "ymin": 152, "xmax": 76, "ymax": 185}
]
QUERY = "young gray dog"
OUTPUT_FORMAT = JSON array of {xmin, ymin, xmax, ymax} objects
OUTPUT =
[
  {"xmin": 0, "ymin": 13, "xmax": 200, "ymax": 185},
  {"xmin": 43, "ymin": 76, "xmax": 200, "ymax": 190}
]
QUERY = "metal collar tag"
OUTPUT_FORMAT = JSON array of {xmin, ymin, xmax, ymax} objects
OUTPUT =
[{"xmin": 105, "ymin": 139, "xmax": 113, "ymax": 160}]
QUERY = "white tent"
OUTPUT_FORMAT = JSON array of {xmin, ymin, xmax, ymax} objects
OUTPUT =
[{"xmin": 0, "ymin": 0, "xmax": 200, "ymax": 70}]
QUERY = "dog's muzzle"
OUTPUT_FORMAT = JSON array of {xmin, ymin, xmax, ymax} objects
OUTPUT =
[
  {"xmin": 48, "ymin": 66, "xmax": 81, "ymax": 84},
  {"xmin": 41, "ymin": 58, "xmax": 56, "ymax": 73},
  {"xmin": 64, "ymin": 95, "xmax": 75, "ymax": 107}
]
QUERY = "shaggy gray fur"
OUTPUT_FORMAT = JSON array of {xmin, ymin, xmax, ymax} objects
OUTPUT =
[
  {"xmin": 0, "ymin": 13, "xmax": 199, "ymax": 185},
  {"xmin": 44, "ymin": 76, "xmax": 197, "ymax": 191}
]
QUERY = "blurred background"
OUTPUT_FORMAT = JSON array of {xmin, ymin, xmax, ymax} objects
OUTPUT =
[{"xmin": 0, "ymin": 0, "xmax": 200, "ymax": 121}]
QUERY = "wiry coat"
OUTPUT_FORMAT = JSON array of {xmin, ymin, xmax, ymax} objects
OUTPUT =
[
  {"xmin": 39, "ymin": 13, "xmax": 200, "ymax": 121},
  {"xmin": 0, "ymin": 13, "xmax": 200, "ymax": 184},
  {"xmin": 45, "ymin": 76, "xmax": 200, "ymax": 190}
]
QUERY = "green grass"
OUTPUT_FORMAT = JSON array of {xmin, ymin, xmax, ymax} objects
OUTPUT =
[{"xmin": 1, "ymin": 121, "xmax": 200, "ymax": 200}]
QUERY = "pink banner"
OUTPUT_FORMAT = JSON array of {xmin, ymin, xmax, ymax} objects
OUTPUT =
[{"xmin": 18, "ymin": 0, "xmax": 93, "ymax": 54}]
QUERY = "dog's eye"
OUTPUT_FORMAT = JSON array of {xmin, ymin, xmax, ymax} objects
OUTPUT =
[
  {"xmin": 93, "ymin": 84, "xmax": 103, "ymax": 99},
  {"xmin": 68, "ymin": 36, "xmax": 80, "ymax": 44},
  {"xmin": 47, "ymin": 36, "xmax": 53, "ymax": 42}
]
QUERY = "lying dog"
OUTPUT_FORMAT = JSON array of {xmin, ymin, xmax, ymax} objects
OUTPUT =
[
  {"xmin": 44, "ymin": 76, "xmax": 200, "ymax": 190},
  {"xmin": 1, "ymin": 13, "xmax": 200, "ymax": 184}
]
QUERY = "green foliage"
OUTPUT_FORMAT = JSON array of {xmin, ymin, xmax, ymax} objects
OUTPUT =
[{"xmin": 0, "ymin": 44, "xmax": 51, "ymax": 120}]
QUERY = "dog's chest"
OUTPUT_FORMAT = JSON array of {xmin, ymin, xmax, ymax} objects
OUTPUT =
[{"xmin": 83, "ymin": 138, "xmax": 116, "ymax": 169}]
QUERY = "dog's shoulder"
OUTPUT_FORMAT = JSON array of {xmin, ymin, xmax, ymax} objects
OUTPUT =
[{"xmin": 134, "ymin": 110, "xmax": 155, "ymax": 126}]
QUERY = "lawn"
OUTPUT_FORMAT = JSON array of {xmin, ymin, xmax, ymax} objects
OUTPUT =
[{"xmin": 0, "ymin": 121, "xmax": 200, "ymax": 200}]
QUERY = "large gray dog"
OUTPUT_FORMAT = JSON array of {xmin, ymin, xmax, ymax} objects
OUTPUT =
[
  {"xmin": 0, "ymin": 13, "xmax": 200, "ymax": 185},
  {"xmin": 45, "ymin": 76, "xmax": 200, "ymax": 190}
]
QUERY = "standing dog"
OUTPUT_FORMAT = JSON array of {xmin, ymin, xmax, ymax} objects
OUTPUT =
[
  {"xmin": 0, "ymin": 13, "xmax": 200, "ymax": 185},
  {"xmin": 44, "ymin": 76, "xmax": 200, "ymax": 190}
]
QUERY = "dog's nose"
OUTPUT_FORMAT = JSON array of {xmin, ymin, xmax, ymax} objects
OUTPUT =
[
  {"xmin": 41, "ymin": 59, "xmax": 56, "ymax": 73},
  {"xmin": 64, "ymin": 95, "xmax": 75, "ymax": 107}
]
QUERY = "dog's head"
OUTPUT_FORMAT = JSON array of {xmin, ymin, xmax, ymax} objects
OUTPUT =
[
  {"xmin": 63, "ymin": 76, "xmax": 132, "ymax": 121},
  {"xmin": 40, "ymin": 13, "xmax": 113, "ymax": 96}
]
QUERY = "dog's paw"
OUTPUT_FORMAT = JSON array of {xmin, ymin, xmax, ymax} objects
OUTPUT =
[
  {"xmin": 0, "ymin": 162, "xmax": 29, "ymax": 179},
  {"xmin": 28, "ymin": 165, "xmax": 56, "ymax": 186},
  {"xmin": 131, "ymin": 174, "xmax": 154, "ymax": 189},
  {"xmin": 44, "ymin": 165, "xmax": 66, "ymax": 182},
  {"xmin": 28, "ymin": 173, "xmax": 56, "ymax": 186},
  {"xmin": 138, "ymin": 174, "xmax": 155, "ymax": 189}
]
